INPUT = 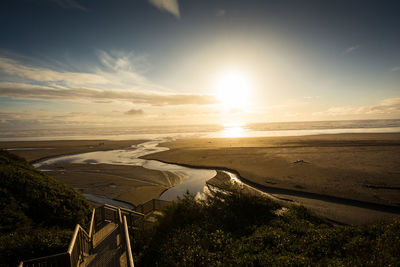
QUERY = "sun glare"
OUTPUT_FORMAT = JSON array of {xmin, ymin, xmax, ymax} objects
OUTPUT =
[
  {"xmin": 221, "ymin": 122, "xmax": 246, "ymax": 138},
  {"xmin": 216, "ymin": 70, "xmax": 251, "ymax": 110}
]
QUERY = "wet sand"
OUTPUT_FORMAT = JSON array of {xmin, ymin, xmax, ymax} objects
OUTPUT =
[
  {"xmin": 42, "ymin": 163, "xmax": 182, "ymax": 206},
  {"xmin": 144, "ymin": 133, "xmax": 400, "ymax": 224},
  {"xmin": 0, "ymin": 140, "xmax": 145, "ymax": 163},
  {"xmin": 3, "ymin": 133, "xmax": 400, "ymax": 224},
  {"xmin": 0, "ymin": 140, "xmax": 180, "ymax": 207}
]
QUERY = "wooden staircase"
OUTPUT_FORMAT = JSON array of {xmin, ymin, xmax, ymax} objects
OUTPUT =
[
  {"xmin": 19, "ymin": 199, "xmax": 170, "ymax": 267},
  {"xmin": 19, "ymin": 205, "xmax": 142, "ymax": 267},
  {"xmin": 82, "ymin": 222, "xmax": 121, "ymax": 266}
]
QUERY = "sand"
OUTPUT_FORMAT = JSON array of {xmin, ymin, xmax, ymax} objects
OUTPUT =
[
  {"xmin": 42, "ymin": 163, "xmax": 181, "ymax": 207},
  {"xmin": 3, "ymin": 133, "xmax": 400, "ymax": 224},
  {"xmin": 0, "ymin": 140, "xmax": 145, "ymax": 163},
  {"xmin": 0, "ymin": 140, "xmax": 180, "ymax": 207},
  {"xmin": 144, "ymin": 133, "xmax": 400, "ymax": 224}
]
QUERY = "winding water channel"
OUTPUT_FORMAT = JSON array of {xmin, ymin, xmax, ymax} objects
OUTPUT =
[
  {"xmin": 34, "ymin": 139, "xmax": 240, "ymax": 207},
  {"xmin": 29, "ymin": 136, "xmax": 400, "ymax": 224}
]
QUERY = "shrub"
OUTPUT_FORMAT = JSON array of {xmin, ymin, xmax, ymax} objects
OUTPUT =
[
  {"xmin": 135, "ymin": 188, "xmax": 400, "ymax": 266},
  {"xmin": 0, "ymin": 150, "xmax": 91, "ymax": 266}
]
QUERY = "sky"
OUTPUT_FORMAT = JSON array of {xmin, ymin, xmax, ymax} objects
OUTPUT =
[{"xmin": 0, "ymin": 0, "xmax": 399, "ymax": 130}]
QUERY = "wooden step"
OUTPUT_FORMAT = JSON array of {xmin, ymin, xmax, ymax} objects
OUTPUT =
[
  {"xmin": 92, "ymin": 222, "xmax": 118, "ymax": 248},
  {"xmin": 80, "ymin": 222, "xmax": 127, "ymax": 267}
]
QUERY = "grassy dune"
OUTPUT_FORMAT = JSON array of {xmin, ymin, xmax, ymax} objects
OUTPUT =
[{"xmin": 0, "ymin": 150, "xmax": 91, "ymax": 266}]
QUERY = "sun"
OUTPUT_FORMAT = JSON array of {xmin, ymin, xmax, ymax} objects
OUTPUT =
[{"xmin": 216, "ymin": 70, "xmax": 251, "ymax": 110}]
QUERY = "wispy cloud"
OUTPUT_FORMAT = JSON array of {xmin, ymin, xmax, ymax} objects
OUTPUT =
[
  {"xmin": 0, "ymin": 110, "xmax": 121, "ymax": 129},
  {"xmin": 314, "ymin": 97, "xmax": 400, "ymax": 117},
  {"xmin": 0, "ymin": 57, "xmax": 107, "ymax": 85},
  {"xmin": 48, "ymin": 0, "xmax": 86, "ymax": 10},
  {"xmin": 345, "ymin": 45, "xmax": 360, "ymax": 54},
  {"xmin": 0, "ymin": 82, "xmax": 216, "ymax": 106},
  {"xmin": 0, "ymin": 51, "xmax": 165, "ymax": 92},
  {"xmin": 95, "ymin": 50, "xmax": 155, "ymax": 91},
  {"xmin": 148, "ymin": 0, "xmax": 180, "ymax": 18},
  {"xmin": 0, "ymin": 52, "xmax": 216, "ymax": 106}
]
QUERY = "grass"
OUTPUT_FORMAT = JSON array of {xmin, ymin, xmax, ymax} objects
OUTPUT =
[
  {"xmin": 0, "ymin": 150, "xmax": 91, "ymax": 266},
  {"xmin": 133, "ymin": 189, "xmax": 400, "ymax": 266}
]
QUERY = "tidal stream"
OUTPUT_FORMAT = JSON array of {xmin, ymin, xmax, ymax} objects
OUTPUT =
[{"xmin": 34, "ymin": 139, "xmax": 240, "ymax": 207}]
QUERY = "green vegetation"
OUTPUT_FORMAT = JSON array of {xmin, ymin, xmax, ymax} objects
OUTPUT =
[
  {"xmin": 0, "ymin": 150, "xmax": 91, "ymax": 266},
  {"xmin": 134, "ymin": 190, "xmax": 400, "ymax": 266}
]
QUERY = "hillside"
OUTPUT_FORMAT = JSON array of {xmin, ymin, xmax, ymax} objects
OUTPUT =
[{"xmin": 0, "ymin": 150, "xmax": 91, "ymax": 266}]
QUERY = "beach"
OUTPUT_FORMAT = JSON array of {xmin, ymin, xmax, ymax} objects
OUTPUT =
[
  {"xmin": 0, "ymin": 140, "xmax": 145, "ymax": 162},
  {"xmin": 0, "ymin": 140, "xmax": 181, "ymax": 207},
  {"xmin": 2, "ymin": 133, "xmax": 400, "ymax": 224},
  {"xmin": 144, "ymin": 133, "xmax": 400, "ymax": 224}
]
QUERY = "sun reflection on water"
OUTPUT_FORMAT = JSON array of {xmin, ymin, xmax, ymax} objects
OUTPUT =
[{"xmin": 221, "ymin": 123, "xmax": 246, "ymax": 138}]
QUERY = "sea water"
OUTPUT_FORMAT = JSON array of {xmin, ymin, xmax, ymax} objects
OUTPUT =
[{"xmin": 1, "ymin": 119, "xmax": 400, "ymax": 141}]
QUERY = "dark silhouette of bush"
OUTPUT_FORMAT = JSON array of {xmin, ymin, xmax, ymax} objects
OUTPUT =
[{"xmin": 135, "ymin": 188, "xmax": 400, "ymax": 266}]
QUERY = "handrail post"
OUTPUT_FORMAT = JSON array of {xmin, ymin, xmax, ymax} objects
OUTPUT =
[
  {"xmin": 89, "ymin": 208, "xmax": 95, "ymax": 251},
  {"xmin": 123, "ymin": 216, "xmax": 134, "ymax": 267},
  {"xmin": 68, "ymin": 225, "xmax": 80, "ymax": 253},
  {"xmin": 118, "ymin": 208, "xmax": 122, "ymax": 224},
  {"xmin": 89, "ymin": 208, "xmax": 95, "ymax": 237}
]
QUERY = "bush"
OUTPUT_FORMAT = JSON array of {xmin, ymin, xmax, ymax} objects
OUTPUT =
[
  {"xmin": 0, "ymin": 150, "xmax": 91, "ymax": 266},
  {"xmin": 0, "ymin": 227, "xmax": 72, "ymax": 266},
  {"xmin": 135, "ymin": 188, "xmax": 400, "ymax": 266},
  {"xmin": 0, "ymin": 150, "xmax": 90, "ymax": 229}
]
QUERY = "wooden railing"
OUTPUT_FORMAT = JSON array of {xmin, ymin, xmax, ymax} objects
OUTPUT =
[
  {"xmin": 18, "ymin": 252, "xmax": 70, "ymax": 267},
  {"xmin": 19, "ymin": 204, "xmax": 145, "ymax": 267},
  {"xmin": 19, "ymin": 207, "xmax": 96, "ymax": 267},
  {"xmin": 135, "ymin": 199, "xmax": 170, "ymax": 215},
  {"xmin": 123, "ymin": 216, "xmax": 135, "ymax": 267},
  {"xmin": 97, "ymin": 204, "xmax": 145, "ymax": 229},
  {"xmin": 68, "ymin": 225, "xmax": 91, "ymax": 266},
  {"xmin": 18, "ymin": 224, "xmax": 92, "ymax": 267},
  {"xmin": 98, "ymin": 205, "xmax": 140, "ymax": 267}
]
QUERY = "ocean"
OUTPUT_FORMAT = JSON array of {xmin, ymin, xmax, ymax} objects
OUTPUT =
[{"xmin": 1, "ymin": 119, "xmax": 400, "ymax": 141}]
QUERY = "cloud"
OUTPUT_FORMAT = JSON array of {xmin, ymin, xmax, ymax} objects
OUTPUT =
[
  {"xmin": 124, "ymin": 108, "xmax": 144, "ymax": 116},
  {"xmin": 0, "ymin": 82, "xmax": 217, "ymax": 106},
  {"xmin": 391, "ymin": 66, "xmax": 400, "ymax": 72},
  {"xmin": 48, "ymin": 0, "xmax": 86, "ymax": 10},
  {"xmin": 368, "ymin": 98, "xmax": 400, "ymax": 114},
  {"xmin": 345, "ymin": 45, "xmax": 360, "ymax": 54},
  {"xmin": 0, "ymin": 57, "xmax": 107, "ymax": 85},
  {"xmin": 148, "ymin": 0, "xmax": 180, "ymax": 18},
  {"xmin": 314, "ymin": 97, "xmax": 400, "ymax": 116},
  {"xmin": 96, "ymin": 50, "xmax": 149, "ymax": 73},
  {"xmin": 0, "ymin": 110, "xmax": 111, "ymax": 130},
  {"xmin": 0, "ymin": 51, "xmax": 183, "ymax": 97},
  {"xmin": 95, "ymin": 50, "xmax": 151, "ymax": 87},
  {"xmin": 0, "ymin": 51, "xmax": 217, "ymax": 114}
]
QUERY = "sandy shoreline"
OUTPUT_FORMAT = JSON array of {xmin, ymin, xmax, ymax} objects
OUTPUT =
[
  {"xmin": 143, "ymin": 133, "xmax": 400, "ymax": 206},
  {"xmin": 0, "ymin": 140, "xmax": 179, "ymax": 207},
  {"xmin": 2, "ymin": 133, "xmax": 400, "ymax": 224},
  {"xmin": 144, "ymin": 133, "xmax": 400, "ymax": 224},
  {"xmin": 41, "ymin": 163, "xmax": 182, "ymax": 207},
  {"xmin": 0, "ymin": 140, "xmax": 146, "ymax": 163}
]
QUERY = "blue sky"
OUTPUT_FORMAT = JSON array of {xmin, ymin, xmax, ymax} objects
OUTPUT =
[{"xmin": 0, "ymin": 0, "xmax": 399, "ymax": 129}]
